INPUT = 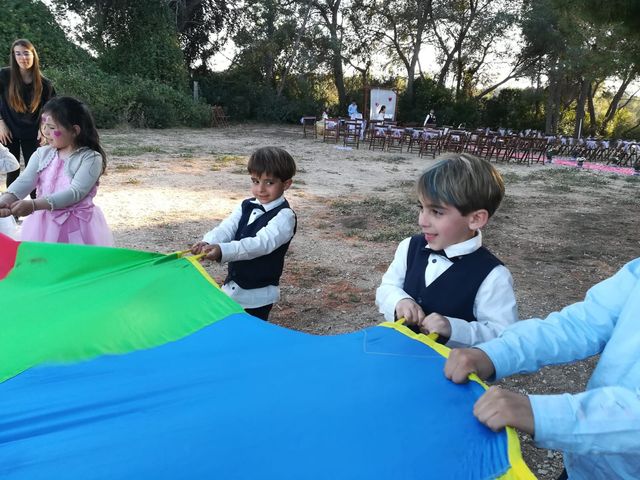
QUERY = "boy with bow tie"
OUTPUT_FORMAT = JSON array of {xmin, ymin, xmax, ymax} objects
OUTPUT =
[
  {"xmin": 190, "ymin": 147, "xmax": 297, "ymax": 321},
  {"xmin": 376, "ymin": 154, "xmax": 518, "ymax": 346}
]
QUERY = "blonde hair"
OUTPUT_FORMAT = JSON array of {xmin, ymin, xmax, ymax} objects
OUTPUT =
[
  {"xmin": 417, "ymin": 154, "xmax": 505, "ymax": 217},
  {"xmin": 8, "ymin": 39, "xmax": 43, "ymax": 114}
]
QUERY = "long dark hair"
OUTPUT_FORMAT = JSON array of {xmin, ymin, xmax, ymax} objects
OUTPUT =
[
  {"xmin": 8, "ymin": 39, "xmax": 43, "ymax": 113},
  {"xmin": 42, "ymin": 97, "xmax": 107, "ymax": 173}
]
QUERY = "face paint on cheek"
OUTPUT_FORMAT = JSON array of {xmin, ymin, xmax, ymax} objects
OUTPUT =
[{"xmin": 53, "ymin": 130, "xmax": 62, "ymax": 138}]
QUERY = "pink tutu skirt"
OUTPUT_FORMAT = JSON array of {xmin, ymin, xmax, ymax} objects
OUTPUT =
[{"xmin": 21, "ymin": 205, "xmax": 113, "ymax": 245}]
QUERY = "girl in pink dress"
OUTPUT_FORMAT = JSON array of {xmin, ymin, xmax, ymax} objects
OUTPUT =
[{"xmin": 0, "ymin": 97, "xmax": 113, "ymax": 245}]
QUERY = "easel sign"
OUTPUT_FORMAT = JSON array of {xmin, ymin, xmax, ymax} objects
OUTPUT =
[{"xmin": 369, "ymin": 88, "xmax": 397, "ymax": 120}]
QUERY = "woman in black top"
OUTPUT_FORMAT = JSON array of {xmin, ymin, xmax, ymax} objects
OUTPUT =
[{"xmin": 0, "ymin": 39, "xmax": 56, "ymax": 191}]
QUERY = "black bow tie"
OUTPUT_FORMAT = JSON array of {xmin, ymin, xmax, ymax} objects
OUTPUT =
[
  {"xmin": 251, "ymin": 203, "xmax": 266, "ymax": 212},
  {"xmin": 425, "ymin": 247, "xmax": 461, "ymax": 262}
]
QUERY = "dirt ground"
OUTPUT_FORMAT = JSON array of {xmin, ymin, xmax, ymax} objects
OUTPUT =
[{"xmin": 97, "ymin": 124, "xmax": 640, "ymax": 479}]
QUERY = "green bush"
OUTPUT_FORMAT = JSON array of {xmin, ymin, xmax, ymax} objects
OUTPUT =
[
  {"xmin": 398, "ymin": 77, "xmax": 453, "ymax": 125},
  {"xmin": 0, "ymin": 0, "xmax": 92, "ymax": 69},
  {"xmin": 481, "ymin": 88, "xmax": 545, "ymax": 131},
  {"xmin": 195, "ymin": 69, "xmax": 327, "ymax": 123},
  {"xmin": 45, "ymin": 65, "xmax": 210, "ymax": 128}
]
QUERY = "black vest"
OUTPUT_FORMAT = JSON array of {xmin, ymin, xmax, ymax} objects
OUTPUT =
[
  {"xmin": 403, "ymin": 235, "xmax": 502, "ymax": 323},
  {"xmin": 225, "ymin": 198, "xmax": 296, "ymax": 289}
]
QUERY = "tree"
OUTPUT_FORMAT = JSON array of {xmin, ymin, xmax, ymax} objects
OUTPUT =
[
  {"xmin": 360, "ymin": 0, "xmax": 430, "ymax": 103},
  {"xmin": 309, "ymin": 0, "xmax": 349, "ymax": 112},
  {"xmin": 52, "ymin": 0, "xmax": 191, "ymax": 89},
  {"xmin": 520, "ymin": 0, "xmax": 640, "ymax": 136},
  {"xmin": 231, "ymin": 0, "xmax": 303, "ymax": 86},
  {"xmin": 169, "ymin": 0, "xmax": 231, "ymax": 69},
  {"xmin": 427, "ymin": 0, "xmax": 521, "ymax": 100},
  {"xmin": 576, "ymin": 0, "xmax": 640, "ymax": 40},
  {"xmin": 1, "ymin": 0, "xmax": 91, "ymax": 69}
]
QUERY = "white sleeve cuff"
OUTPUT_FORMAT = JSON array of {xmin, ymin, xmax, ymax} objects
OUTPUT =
[{"xmin": 446, "ymin": 317, "xmax": 472, "ymax": 347}]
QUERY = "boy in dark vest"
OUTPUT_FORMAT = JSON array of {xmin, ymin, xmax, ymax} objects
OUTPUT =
[
  {"xmin": 190, "ymin": 146, "xmax": 297, "ymax": 321},
  {"xmin": 376, "ymin": 154, "xmax": 518, "ymax": 347}
]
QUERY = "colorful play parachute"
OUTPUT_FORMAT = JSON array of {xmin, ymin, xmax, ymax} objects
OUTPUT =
[{"xmin": 0, "ymin": 234, "xmax": 534, "ymax": 479}]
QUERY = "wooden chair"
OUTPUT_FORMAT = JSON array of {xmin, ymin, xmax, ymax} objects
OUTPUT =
[
  {"xmin": 487, "ymin": 135, "xmax": 516, "ymax": 162},
  {"xmin": 406, "ymin": 128, "xmax": 423, "ymax": 153},
  {"xmin": 509, "ymin": 137, "xmax": 534, "ymax": 164},
  {"xmin": 530, "ymin": 138, "xmax": 549, "ymax": 164},
  {"xmin": 442, "ymin": 130, "xmax": 468, "ymax": 153},
  {"xmin": 419, "ymin": 130, "xmax": 442, "ymax": 158},
  {"xmin": 301, "ymin": 116, "xmax": 317, "ymax": 139},
  {"xmin": 343, "ymin": 120, "xmax": 362, "ymax": 149},
  {"xmin": 556, "ymin": 137, "xmax": 580, "ymax": 158},
  {"xmin": 385, "ymin": 127, "xmax": 404, "ymax": 153},
  {"xmin": 366, "ymin": 120, "xmax": 383, "ymax": 140},
  {"xmin": 322, "ymin": 118, "xmax": 340, "ymax": 143},
  {"xmin": 464, "ymin": 133, "xmax": 484, "ymax": 156},
  {"xmin": 472, "ymin": 134, "xmax": 496, "ymax": 160},
  {"xmin": 607, "ymin": 140, "xmax": 631, "ymax": 165},
  {"xmin": 368, "ymin": 125, "xmax": 387, "ymax": 151},
  {"xmin": 501, "ymin": 136, "xmax": 529, "ymax": 163},
  {"xmin": 211, "ymin": 105, "xmax": 230, "ymax": 128}
]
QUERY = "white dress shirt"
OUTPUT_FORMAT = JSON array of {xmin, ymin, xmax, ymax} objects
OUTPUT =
[
  {"xmin": 375, "ymin": 231, "xmax": 518, "ymax": 347},
  {"xmin": 202, "ymin": 195, "xmax": 295, "ymax": 309},
  {"xmin": 0, "ymin": 143, "xmax": 19, "ymax": 173}
]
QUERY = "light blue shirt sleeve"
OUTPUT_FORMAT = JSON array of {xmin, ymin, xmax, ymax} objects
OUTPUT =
[
  {"xmin": 477, "ymin": 258, "xmax": 640, "ymax": 464},
  {"xmin": 477, "ymin": 264, "xmax": 632, "ymax": 379},
  {"xmin": 530, "ymin": 386, "xmax": 640, "ymax": 454}
]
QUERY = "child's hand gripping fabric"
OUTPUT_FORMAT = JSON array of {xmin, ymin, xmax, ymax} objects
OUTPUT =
[
  {"xmin": 0, "ymin": 194, "xmax": 17, "ymax": 218},
  {"xmin": 395, "ymin": 298, "xmax": 426, "ymax": 326},
  {"xmin": 10, "ymin": 199, "xmax": 37, "ymax": 217},
  {"xmin": 190, "ymin": 241, "xmax": 210, "ymax": 255},
  {"xmin": 0, "ymin": 204, "xmax": 12, "ymax": 218},
  {"xmin": 202, "ymin": 244, "xmax": 222, "ymax": 262},
  {"xmin": 395, "ymin": 300, "xmax": 452, "ymax": 340},
  {"xmin": 190, "ymin": 241, "xmax": 222, "ymax": 262},
  {"xmin": 419, "ymin": 312, "xmax": 452, "ymax": 339}
]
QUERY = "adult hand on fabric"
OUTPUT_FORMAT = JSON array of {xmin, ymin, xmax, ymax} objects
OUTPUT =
[
  {"xmin": 473, "ymin": 386, "xmax": 535, "ymax": 435},
  {"xmin": 445, "ymin": 347, "xmax": 495, "ymax": 383}
]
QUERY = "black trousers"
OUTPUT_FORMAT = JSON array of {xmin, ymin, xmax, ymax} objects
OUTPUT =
[
  {"xmin": 245, "ymin": 304, "xmax": 273, "ymax": 321},
  {"xmin": 6, "ymin": 137, "xmax": 39, "ymax": 198}
]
